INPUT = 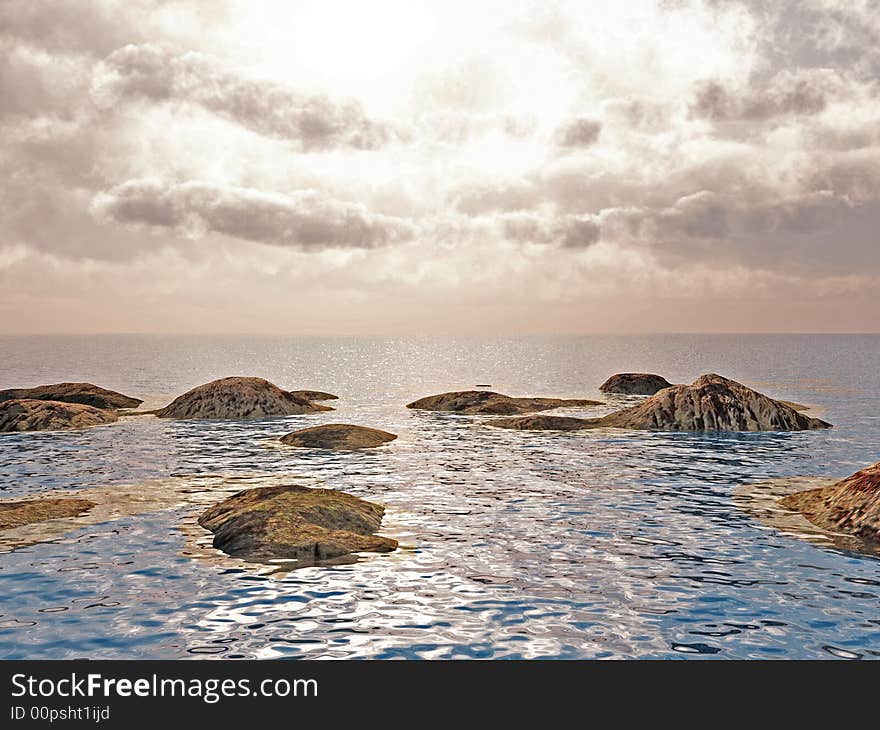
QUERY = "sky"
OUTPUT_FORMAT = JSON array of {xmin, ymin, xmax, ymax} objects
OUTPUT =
[{"xmin": 1, "ymin": 0, "xmax": 879, "ymax": 334}]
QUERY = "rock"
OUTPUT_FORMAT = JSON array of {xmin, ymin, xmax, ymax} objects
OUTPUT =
[
  {"xmin": 599, "ymin": 373, "xmax": 673, "ymax": 395},
  {"xmin": 198, "ymin": 485, "xmax": 398, "ymax": 563},
  {"xmin": 288, "ymin": 390, "xmax": 339, "ymax": 401},
  {"xmin": 406, "ymin": 390, "xmax": 602, "ymax": 415},
  {"xmin": 280, "ymin": 424, "xmax": 397, "ymax": 450},
  {"xmin": 0, "ymin": 399, "xmax": 119, "ymax": 432},
  {"xmin": 489, "ymin": 374, "xmax": 831, "ymax": 431},
  {"xmin": 489, "ymin": 415, "xmax": 594, "ymax": 431},
  {"xmin": 156, "ymin": 377, "xmax": 332, "ymax": 420},
  {"xmin": 779, "ymin": 462, "xmax": 880, "ymax": 543},
  {"xmin": 0, "ymin": 382, "xmax": 142, "ymax": 409},
  {"xmin": 0, "ymin": 497, "xmax": 96, "ymax": 530}
]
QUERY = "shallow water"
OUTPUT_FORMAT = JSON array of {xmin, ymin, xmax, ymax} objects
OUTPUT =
[{"xmin": 0, "ymin": 333, "xmax": 878, "ymax": 659}]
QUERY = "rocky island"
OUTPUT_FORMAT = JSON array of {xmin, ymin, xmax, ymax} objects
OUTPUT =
[
  {"xmin": 598, "ymin": 373, "xmax": 673, "ymax": 395},
  {"xmin": 156, "ymin": 377, "xmax": 332, "ymax": 419},
  {"xmin": 0, "ymin": 382, "xmax": 142, "ymax": 409},
  {"xmin": 490, "ymin": 374, "xmax": 831, "ymax": 432},
  {"xmin": 406, "ymin": 390, "xmax": 602, "ymax": 415},
  {"xmin": 280, "ymin": 424, "xmax": 397, "ymax": 450},
  {"xmin": 0, "ymin": 399, "xmax": 119, "ymax": 433},
  {"xmin": 198, "ymin": 485, "xmax": 398, "ymax": 564},
  {"xmin": 779, "ymin": 461, "xmax": 880, "ymax": 543}
]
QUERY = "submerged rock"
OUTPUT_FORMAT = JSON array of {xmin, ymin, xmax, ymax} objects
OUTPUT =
[
  {"xmin": 406, "ymin": 390, "xmax": 602, "ymax": 415},
  {"xmin": 198, "ymin": 485, "xmax": 398, "ymax": 563},
  {"xmin": 0, "ymin": 399, "xmax": 119, "ymax": 432},
  {"xmin": 280, "ymin": 424, "xmax": 397, "ymax": 450},
  {"xmin": 288, "ymin": 390, "xmax": 338, "ymax": 402},
  {"xmin": 0, "ymin": 497, "xmax": 96, "ymax": 530},
  {"xmin": 0, "ymin": 382, "xmax": 142, "ymax": 409},
  {"xmin": 599, "ymin": 373, "xmax": 673, "ymax": 395},
  {"xmin": 489, "ymin": 374, "xmax": 831, "ymax": 432},
  {"xmin": 156, "ymin": 377, "xmax": 332, "ymax": 420},
  {"xmin": 779, "ymin": 462, "xmax": 880, "ymax": 543}
]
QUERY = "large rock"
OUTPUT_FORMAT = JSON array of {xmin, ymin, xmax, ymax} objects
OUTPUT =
[
  {"xmin": 599, "ymin": 373, "xmax": 673, "ymax": 395},
  {"xmin": 288, "ymin": 390, "xmax": 338, "ymax": 402},
  {"xmin": 406, "ymin": 390, "xmax": 602, "ymax": 415},
  {"xmin": 280, "ymin": 424, "xmax": 397, "ymax": 450},
  {"xmin": 156, "ymin": 377, "xmax": 332, "ymax": 420},
  {"xmin": 0, "ymin": 399, "xmax": 119, "ymax": 433},
  {"xmin": 489, "ymin": 374, "xmax": 831, "ymax": 432},
  {"xmin": 779, "ymin": 462, "xmax": 880, "ymax": 543},
  {"xmin": 198, "ymin": 485, "xmax": 398, "ymax": 563},
  {"xmin": 0, "ymin": 382, "xmax": 142, "ymax": 409},
  {"xmin": 0, "ymin": 497, "xmax": 96, "ymax": 530}
]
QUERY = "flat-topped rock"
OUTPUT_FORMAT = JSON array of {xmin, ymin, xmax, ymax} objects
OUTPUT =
[
  {"xmin": 406, "ymin": 390, "xmax": 602, "ymax": 415},
  {"xmin": 280, "ymin": 424, "xmax": 397, "ymax": 450},
  {"xmin": 489, "ymin": 374, "xmax": 831, "ymax": 432},
  {"xmin": 0, "ymin": 497, "xmax": 96, "ymax": 530},
  {"xmin": 780, "ymin": 462, "xmax": 880, "ymax": 543},
  {"xmin": 288, "ymin": 390, "xmax": 338, "ymax": 401},
  {"xmin": 198, "ymin": 485, "xmax": 398, "ymax": 564},
  {"xmin": 0, "ymin": 382, "xmax": 142, "ymax": 409},
  {"xmin": 156, "ymin": 377, "xmax": 332, "ymax": 420},
  {"xmin": 489, "ymin": 415, "xmax": 594, "ymax": 431},
  {"xmin": 0, "ymin": 399, "xmax": 119, "ymax": 433},
  {"xmin": 599, "ymin": 373, "xmax": 673, "ymax": 395}
]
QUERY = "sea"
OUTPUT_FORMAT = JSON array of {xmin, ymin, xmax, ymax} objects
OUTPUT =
[{"xmin": 0, "ymin": 333, "xmax": 878, "ymax": 659}]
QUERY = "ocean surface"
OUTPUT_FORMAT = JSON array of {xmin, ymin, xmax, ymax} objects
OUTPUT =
[{"xmin": 0, "ymin": 333, "xmax": 878, "ymax": 660}]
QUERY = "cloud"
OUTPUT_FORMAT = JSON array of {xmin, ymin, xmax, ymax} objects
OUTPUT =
[
  {"xmin": 91, "ymin": 44, "xmax": 399, "ymax": 150},
  {"xmin": 691, "ymin": 68, "xmax": 843, "ymax": 122},
  {"xmin": 499, "ymin": 212, "xmax": 601, "ymax": 249},
  {"xmin": 90, "ymin": 180, "xmax": 417, "ymax": 250},
  {"xmin": 554, "ymin": 117, "xmax": 602, "ymax": 147}
]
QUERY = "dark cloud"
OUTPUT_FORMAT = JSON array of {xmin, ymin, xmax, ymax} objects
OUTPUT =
[
  {"xmin": 692, "ymin": 69, "xmax": 841, "ymax": 122},
  {"xmin": 91, "ymin": 44, "xmax": 400, "ymax": 150},
  {"xmin": 91, "ymin": 180, "xmax": 417, "ymax": 250},
  {"xmin": 554, "ymin": 117, "xmax": 602, "ymax": 147}
]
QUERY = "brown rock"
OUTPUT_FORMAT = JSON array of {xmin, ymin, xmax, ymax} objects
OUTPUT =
[
  {"xmin": 489, "ymin": 374, "xmax": 831, "ymax": 432},
  {"xmin": 0, "ymin": 399, "xmax": 119, "ymax": 433},
  {"xmin": 198, "ymin": 485, "xmax": 398, "ymax": 563},
  {"xmin": 0, "ymin": 497, "xmax": 96, "ymax": 530},
  {"xmin": 780, "ymin": 462, "xmax": 880, "ymax": 543},
  {"xmin": 488, "ymin": 415, "xmax": 594, "ymax": 431},
  {"xmin": 0, "ymin": 382, "xmax": 142, "ymax": 409},
  {"xmin": 599, "ymin": 373, "xmax": 673, "ymax": 395},
  {"xmin": 280, "ymin": 424, "xmax": 397, "ymax": 449},
  {"xmin": 406, "ymin": 390, "xmax": 602, "ymax": 415},
  {"xmin": 288, "ymin": 390, "xmax": 339, "ymax": 401},
  {"xmin": 156, "ymin": 377, "xmax": 332, "ymax": 420}
]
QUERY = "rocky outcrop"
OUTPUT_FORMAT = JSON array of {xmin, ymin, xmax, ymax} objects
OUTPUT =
[
  {"xmin": 288, "ymin": 390, "xmax": 338, "ymax": 402},
  {"xmin": 0, "ymin": 382, "xmax": 142, "ymax": 409},
  {"xmin": 489, "ymin": 374, "xmax": 831, "ymax": 432},
  {"xmin": 406, "ymin": 390, "xmax": 602, "ymax": 415},
  {"xmin": 779, "ymin": 462, "xmax": 880, "ymax": 543},
  {"xmin": 280, "ymin": 424, "xmax": 397, "ymax": 450},
  {"xmin": 198, "ymin": 485, "xmax": 398, "ymax": 563},
  {"xmin": 0, "ymin": 497, "xmax": 96, "ymax": 530},
  {"xmin": 599, "ymin": 373, "xmax": 673, "ymax": 395},
  {"xmin": 0, "ymin": 399, "xmax": 119, "ymax": 432},
  {"xmin": 156, "ymin": 377, "xmax": 332, "ymax": 420}
]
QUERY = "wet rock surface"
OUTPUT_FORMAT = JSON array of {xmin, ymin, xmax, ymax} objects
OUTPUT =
[
  {"xmin": 288, "ymin": 390, "xmax": 338, "ymax": 401},
  {"xmin": 156, "ymin": 377, "xmax": 332, "ymax": 420},
  {"xmin": 0, "ymin": 497, "xmax": 96, "ymax": 530},
  {"xmin": 198, "ymin": 485, "xmax": 398, "ymax": 564}
]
